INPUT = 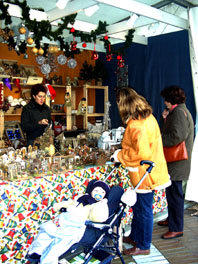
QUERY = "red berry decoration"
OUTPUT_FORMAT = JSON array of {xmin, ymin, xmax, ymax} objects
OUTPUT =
[
  {"xmin": 104, "ymin": 35, "xmax": 108, "ymax": 40},
  {"xmin": 117, "ymin": 55, "xmax": 121, "ymax": 60},
  {"xmin": 70, "ymin": 41, "xmax": 77, "ymax": 51},
  {"xmin": 70, "ymin": 27, "xmax": 75, "ymax": 33},
  {"xmin": 82, "ymin": 42, "xmax": 87, "ymax": 48},
  {"xmin": 106, "ymin": 53, "xmax": 113, "ymax": 61}
]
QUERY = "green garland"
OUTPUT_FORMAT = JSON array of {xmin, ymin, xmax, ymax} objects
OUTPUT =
[
  {"xmin": 0, "ymin": 2, "xmax": 12, "ymax": 25},
  {"xmin": 0, "ymin": 0, "xmax": 135, "ymax": 57}
]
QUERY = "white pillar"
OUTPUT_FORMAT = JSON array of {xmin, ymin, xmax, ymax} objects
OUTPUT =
[{"xmin": 188, "ymin": 7, "xmax": 198, "ymax": 133}]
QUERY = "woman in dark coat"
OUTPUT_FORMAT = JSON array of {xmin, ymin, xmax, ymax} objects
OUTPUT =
[
  {"xmin": 21, "ymin": 84, "xmax": 51, "ymax": 147},
  {"xmin": 159, "ymin": 85, "xmax": 194, "ymax": 239}
]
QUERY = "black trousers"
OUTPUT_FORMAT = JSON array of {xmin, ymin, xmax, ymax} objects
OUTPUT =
[{"xmin": 166, "ymin": 181, "xmax": 184, "ymax": 232}]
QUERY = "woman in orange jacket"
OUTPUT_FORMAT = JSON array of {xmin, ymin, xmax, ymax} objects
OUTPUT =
[{"xmin": 111, "ymin": 87, "xmax": 171, "ymax": 256}]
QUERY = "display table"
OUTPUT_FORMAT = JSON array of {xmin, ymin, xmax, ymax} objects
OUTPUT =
[{"xmin": 0, "ymin": 164, "xmax": 167, "ymax": 263}]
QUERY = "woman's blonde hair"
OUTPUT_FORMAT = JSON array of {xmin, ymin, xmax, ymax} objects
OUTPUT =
[{"xmin": 116, "ymin": 87, "xmax": 152, "ymax": 124}]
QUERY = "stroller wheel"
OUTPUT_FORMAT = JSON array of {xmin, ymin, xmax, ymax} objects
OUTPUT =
[{"xmin": 26, "ymin": 253, "xmax": 41, "ymax": 264}]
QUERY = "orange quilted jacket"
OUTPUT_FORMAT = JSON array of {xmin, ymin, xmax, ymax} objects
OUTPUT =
[{"xmin": 117, "ymin": 114, "xmax": 170, "ymax": 190}]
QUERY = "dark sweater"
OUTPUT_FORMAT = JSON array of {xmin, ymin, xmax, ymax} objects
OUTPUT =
[{"xmin": 21, "ymin": 100, "xmax": 51, "ymax": 143}]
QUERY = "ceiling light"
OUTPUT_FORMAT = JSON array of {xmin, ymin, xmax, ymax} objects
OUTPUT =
[
  {"xmin": 56, "ymin": 0, "xmax": 69, "ymax": 10},
  {"xmin": 84, "ymin": 4, "xmax": 100, "ymax": 17},
  {"xmin": 148, "ymin": 22, "xmax": 160, "ymax": 33},
  {"xmin": 126, "ymin": 14, "xmax": 138, "ymax": 27}
]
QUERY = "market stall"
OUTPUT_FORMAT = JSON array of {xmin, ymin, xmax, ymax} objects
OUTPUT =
[{"xmin": 0, "ymin": 164, "xmax": 167, "ymax": 264}]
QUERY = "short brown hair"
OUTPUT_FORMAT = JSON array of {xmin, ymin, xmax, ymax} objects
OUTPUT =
[
  {"xmin": 31, "ymin": 84, "xmax": 46, "ymax": 99},
  {"xmin": 160, "ymin": 85, "xmax": 186, "ymax": 104},
  {"xmin": 116, "ymin": 87, "xmax": 152, "ymax": 124}
]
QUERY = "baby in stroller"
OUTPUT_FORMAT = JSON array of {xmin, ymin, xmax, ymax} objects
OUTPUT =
[{"xmin": 27, "ymin": 180, "xmax": 111, "ymax": 264}]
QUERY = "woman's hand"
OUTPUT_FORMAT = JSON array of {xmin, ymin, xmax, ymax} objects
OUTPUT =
[
  {"xmin": 38, "ymin": 119, "xmax": 49, "ymax": 125},
  {"xmin": 162, "ymin": 109, "xmax": 169, "ymax": 119}
]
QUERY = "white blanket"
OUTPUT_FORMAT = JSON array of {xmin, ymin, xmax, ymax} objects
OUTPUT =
[{"xmin": 28, "ymin": 206, "xmax": 88, "ymax": 264}]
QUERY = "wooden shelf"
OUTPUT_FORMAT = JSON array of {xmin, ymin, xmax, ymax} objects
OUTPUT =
[
  {"xmin": 2, "ymin": 80, "xmax": 108, "ymax": 131},
  {"xmin": 87, "ymin": 113, "xmax": 105, "ymax": 117},
  {"xmin": 51, "ymin": 112, "xmax": 66, "ymax": 116},
  {"xmin": 5, "ymin": 114, "xmax": 21, "ymax": 116},
  {"xmin": 5, "ymin": 112, "xmax": 66, "ymax": 116},
  {"xmin": 66, "ymin": 84, "xmax": 108, "ymax": 130}
]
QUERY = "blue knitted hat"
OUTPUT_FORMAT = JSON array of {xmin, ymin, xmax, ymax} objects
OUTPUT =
[{"xmin": 89, "ymin": 181, "xmax": 110, "ymax": 198}]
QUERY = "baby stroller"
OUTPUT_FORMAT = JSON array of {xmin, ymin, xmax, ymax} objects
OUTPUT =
[{"xmin": 27, "ymin": 160, "xmax": 155, "ymax": 264}]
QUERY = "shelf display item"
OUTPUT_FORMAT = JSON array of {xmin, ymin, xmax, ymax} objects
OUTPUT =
[
  {"xmin": 77, "ymin": 97, "xmax": 87, "ymax": 115},
  {"xmin": 2, "ymin": 78, "xmax": 12, "ymax": 90},
  {"xmin": 64, "ymin": 92, "xmax": 71, "ymax": 106},
  {"xmin": 45, "ymin": 84, "xmax": 56, "ymax": 100},
  {"xmin": 98, "ymin": 127, "xmax": 125, "ymax": 150},
  {"xmin": 103, "ymin": 101, "xmax": 111, "ymax": 131}
]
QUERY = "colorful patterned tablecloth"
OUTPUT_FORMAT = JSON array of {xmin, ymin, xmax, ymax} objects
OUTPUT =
[{"xmin": 0, "ymin": 165, "xmax": 167, "ymax": 263}]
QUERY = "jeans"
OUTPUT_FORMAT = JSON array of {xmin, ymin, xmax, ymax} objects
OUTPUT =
[
  {"xmin": 166, "ymin": 181, "xmax": 184, "ymax": 232},
  {"xmin": 129, "ymin": 191, "xmax": 154, "ymax": 250}
]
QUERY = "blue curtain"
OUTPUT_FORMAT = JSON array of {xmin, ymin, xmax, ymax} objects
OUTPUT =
[
  {"xmin": 97, "ymin": 30, "xmax": 196, "ymax": 128},
  {"xmin": 144, "ymin": 30, "xmax": 196, "ymax": 124}
]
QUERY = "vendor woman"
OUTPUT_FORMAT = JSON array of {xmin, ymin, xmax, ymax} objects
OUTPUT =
[{"xmin": 21, "ymin": 84, "xmax": 51, "ymax": 147}]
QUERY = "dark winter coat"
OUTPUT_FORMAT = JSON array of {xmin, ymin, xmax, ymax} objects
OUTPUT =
[
  {"xmin": 21, "ymin": 100, "xmax": 51, "ymax": 143},
  {"xmin": 161, "ymin": 103, "xmax": 194, "ymax": 181}
]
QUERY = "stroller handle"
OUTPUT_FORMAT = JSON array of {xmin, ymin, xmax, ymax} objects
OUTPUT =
[
  {"xmin": 140, "ymin": 160, "xmax": 155, "ymax": 173},
  {"xmin": 133, "ymin": 160, "xmax": 155, "ymax": 191}
]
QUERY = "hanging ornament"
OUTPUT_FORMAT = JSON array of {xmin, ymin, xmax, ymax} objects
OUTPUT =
[
  {"xmin": 57, "ymin": 54, "xmax": 67, "ymax": 65},
  {"xmin": 67, "ymin": 58, "xmax": 77, "ymax": 69},
  {"xmin": 53, "ymin": 46, "xmax": 59, "ymax": 53},
  {"xmin": 70, "ymin": 41, "xmax": 77, "ymax": 51},
  {"xmin": 36, "ymin": 56, "xmax": 45, "ymax": 65},
  {"xmin": 46, "ymin": 53, "xmax": 58, "ymax": 73},
  {"xmin": 24, "ymin": 53, "xmax": 28, "ymax": 59},
  {"xmin": 41, "ymin": 63, "xmax": 51, "ymax": 75},
  {"xmin": 117, "ymin": 57, "xmax": 125, "ymax": 68},
  {"xmin": 82, "ymin": 42, "xmax": 87, "ymax": 48},
  {"xmin": 19, "ymin": 26, "xmax": 26, "ymax": 34},
  {"xmin": 38, "ymin": 48, "xmax": 44, "ymax": 56},
  {"xmin": 92, "ymin": 51, "xmax": 99, "ymax": 60},
  {"xmin": 106, "ymin": 53, "xmax": 113, "ymax": 61},
  {"xmin": 117, "ymin": 55, "xmax": 121, "ymax": 60},
  {"xmin": 70, "ymin": 27, "xmax": 75, "ymax": 33},
  {"xmin": 106, "ymin": 43, "xmax": 113, "ymax": 61},
  {"xmin": 15, "ymin": 45, "xmax": 20, "ymax": 55},
  {"xmin": 32, "ymin": 47, "xmax": 38, "ymax": 54},
  {"xmin": 27, "ymin": 37, "xmax": 34, "ymax": 45},
  {"xmin": 91, "ymin": 43, "xmax": 99, "ymax": 60},
  {"xmin": 48, "ymin": 46, "xmax": 55, "ymax": 53}
]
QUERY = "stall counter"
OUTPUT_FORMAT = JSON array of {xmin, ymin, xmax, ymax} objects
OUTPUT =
[{"xmin": 0, "ymin": 164, "xmax": 167, "ymax": 263}]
